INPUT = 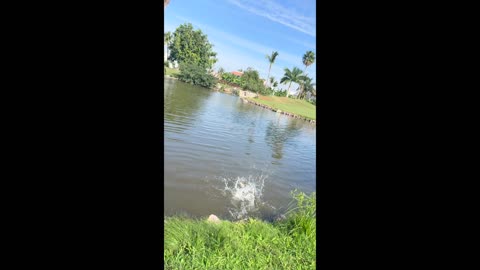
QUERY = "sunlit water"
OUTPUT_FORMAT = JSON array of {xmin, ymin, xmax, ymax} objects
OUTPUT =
[{"xmin": 164, "ymin": 78, "xmax": 316, "ymax": 221}]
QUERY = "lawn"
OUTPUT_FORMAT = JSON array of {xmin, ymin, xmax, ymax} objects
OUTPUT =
[
  {"xmin": 165, "ymin": 67, "xmax": 180, "ymax": 76},
  {"xmin": 247, "ymin": 95, "xmax": 316, "ymax": 120},
  {"xmin": 164, "ymin": 191, "xmax": 316, "ymax": 269}
]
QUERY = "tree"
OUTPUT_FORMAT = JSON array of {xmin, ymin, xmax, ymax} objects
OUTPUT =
[
  {"xmin": 164, "ymin": 32, "xmax": 172, "ymax": 60},
  {"xmin": 265, "ymin": 51, "xmax": 279, "ymax": 88},
  {"xmin": 297, "ymin": 76, "xmax": 315, "ymax": 99},
  {"xmin": 280, "ymin": 67, "xmax": 305, "ymax": 98},
  {"xmin": 177, "ymin": 62, "xmax": 217, "ymax": 89},
  {"xmin": 269, "ymin": 77, "xmax": 276, "ymax": 96},
  {"xmin": 168, "ymin": 23, "xmax": 217, "ymax": 70},
  {"xmin": 302, "ymin": 51, "xmax": 315, "ymax": 75},
  {"xmin": 218, "ymin": 67, "xmax": 225, "ymax": 76},
  {"xmin": 241, "ymin": 68, "xmax": 264, "ymax": 93}
]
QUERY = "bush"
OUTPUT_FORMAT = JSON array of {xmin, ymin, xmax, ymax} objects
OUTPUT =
[
  {"xmin": 259, "ymin": 87, "xmax": 274, "ymax": 96},
  {"xmin": 177, "ymin": 62, "xmax": 217, "ymax": 89},
  {"xmin": 241, "ymin": 69, "xmax": 265, "ymax": 93},
  {"xmin": 274, "ymin": 90, "xmax": 287, "ymax": 97},
  {"xmin": 220, "ymin": 69, "xmax": 268, "ymax": 94},
  {"xmin": 221, "ymin": 73, "xmax": 236, "ymax": 83}
]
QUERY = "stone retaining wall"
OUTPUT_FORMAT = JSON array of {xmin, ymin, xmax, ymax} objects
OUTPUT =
[
  {"xmin": 241, "ymin": 98, "xmax": 316, "ymax": 125},
  {"xmin": 238, "ymin": 90, "xmax": 258, "ymax": 98}
]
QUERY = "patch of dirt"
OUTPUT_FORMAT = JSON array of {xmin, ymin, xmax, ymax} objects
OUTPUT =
[
  {"xmin": 258, "ymin": 96, "xmax": 275, "ymax": 102},
  {"xmin": 275, "ymin": 98, "xmax": 292, "ymax": 104}
]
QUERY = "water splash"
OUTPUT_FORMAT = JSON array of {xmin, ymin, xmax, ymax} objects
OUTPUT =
[{"xmin": 221, "ymin": 174, "xmax": 268, "ymax": 220}]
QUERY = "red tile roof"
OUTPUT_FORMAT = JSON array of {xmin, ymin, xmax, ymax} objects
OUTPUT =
[{"xmin": 231, "ymin": 71, "xmax": 243, "ymax": 76}]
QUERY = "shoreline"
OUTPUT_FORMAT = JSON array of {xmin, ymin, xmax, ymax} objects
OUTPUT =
[
  {"xmin": 164, "ymin": 190, "xmax": 315, "ymax": 269},
  {"xmin": 164, "ymin": 75, "xmax": 178, "ymax": 80},
  {"xmin": 164, "ymin": 77, "xmax": 316, "ymax": 125},
  {"xmin": 242, "ymin": 97, "xmax": 316, "ymax": 125}
]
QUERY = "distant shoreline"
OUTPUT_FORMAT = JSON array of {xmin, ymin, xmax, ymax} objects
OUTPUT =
[
  {"xmin": 164, "ymin": 75, "xmax": 178, "ymax": 80},
  {"xmin": 244, "ymin": 97, "xmax": 316, "ymax": 124},
  {"xmin": 164, "ymin": 77, "xmax": 315, "ymax": 124}
]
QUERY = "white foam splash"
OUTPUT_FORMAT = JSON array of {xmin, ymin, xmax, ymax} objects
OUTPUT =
[{"xmin": 221, "ymin": 174, "xmax": 267, "ymax": 220}]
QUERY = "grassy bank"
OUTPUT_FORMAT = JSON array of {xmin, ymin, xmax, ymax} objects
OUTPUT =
[
  {"xmin": 247, "ymin": 95, "xmax": 316, "ymax": 120},
  {"xmin": 164, "ymin": 191, "xmax": 316, "ymax": 269},
  {"xmin": 165, "ymin": 67, "xmax": 180, "ymax": 76}
]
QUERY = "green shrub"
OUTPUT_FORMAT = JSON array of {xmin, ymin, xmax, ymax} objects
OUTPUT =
[
  {"xmin": 241, "ymin": 69, "xmax": 266, "ymax": 93},
  {"xmin": 221, "ymin": 69, "xmax": 267, "ymax": 93},
  {"xmin": 274, "ymin": 90, "xmax": 287, "ymax": 97},
  {"xmin": 177, "ymin": 62, "xmax": 217, "ymax": 89},
  {"xmin": 221, "ymin": 73, "xmax": 237, "ymax": 84},
  {"xmin": 259, "ymin": 87, "xmax": 274, "ymax": 96}
]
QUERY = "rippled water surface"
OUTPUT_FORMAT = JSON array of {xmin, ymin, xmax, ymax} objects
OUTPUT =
[{"xmin": 164, "ymin": 78, "xmax": 316, "ymax": 220}]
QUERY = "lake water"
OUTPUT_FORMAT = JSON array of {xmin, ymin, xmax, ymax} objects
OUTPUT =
[{"xmin": 164, "ymin": 78, "xmax": 316, "ymax": 221}]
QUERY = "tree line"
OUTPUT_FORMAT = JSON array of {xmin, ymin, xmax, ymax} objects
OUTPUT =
[
  {"xmin": 264, "ymin": 50, "xmax": 315, "ymax": 99},
  {"xmin": 165, "ymin": 23, "xmax": 316, "ymax": 100}
]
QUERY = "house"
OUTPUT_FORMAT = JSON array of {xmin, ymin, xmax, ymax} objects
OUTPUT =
[{"xmin": 231, "ymin": 71, "xmax": 243, "ymax": 77}]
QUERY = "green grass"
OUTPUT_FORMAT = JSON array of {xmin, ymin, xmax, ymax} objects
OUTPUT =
[
  {"xmin": 247, "ymin": 95, "xmax": 316, "ymax": 120},
  {"xmin": 165, "ymin": 67, "xmax": 180, "ymax": 76},
  {"xmin": 164, "ymin": 190, "xmax": 316, "ymax": 269}
]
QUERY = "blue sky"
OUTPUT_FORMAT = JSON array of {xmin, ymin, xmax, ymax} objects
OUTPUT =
[{"xmin": 165, "ymin": 0, "xmax": 316, "ymax": 93}]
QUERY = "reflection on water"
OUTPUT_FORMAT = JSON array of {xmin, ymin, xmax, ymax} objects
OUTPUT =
[
  {"xmin": 164, "ymin": 78, "xmax": 316, "ymax": 220},
  {"xmin": 164, "ymin": 78, "xmax": 212, "ymax": 132},
  {"xmin": 265, "ymin": 117, "xmax": 303, "ymax": 159}
]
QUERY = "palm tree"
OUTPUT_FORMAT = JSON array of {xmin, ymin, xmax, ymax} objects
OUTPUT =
[
  {"xmin": 302, "ymin": 51, "xmax": 315, "ymax": 75},
  {"xmin": 164, "ymin": 32, "xmax": 172, "ymax": 60},
  {"xmin": 273, "ymin": 81, "xmax": 279, "ymax": 96},
  {"xmin": 280, "ymin": 67, "xmax": 304, "ymax": 98},
  {"xmin": 269, "ymin": 77, "xmax": 275, "ymax": 95},
  {"xmin": 269, "ymin": 76, "xmax": 275, "ymax": 86},
  {"xmin": 265, "ymin": 51, "xmax": 279, "ymax": 88},
  {"xmin": 297, "ymin": 76, "xmax": 316, "ymax": 99}
]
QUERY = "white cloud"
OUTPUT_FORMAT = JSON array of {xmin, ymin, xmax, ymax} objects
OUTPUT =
[
  {"xmin": 172, "ymin": 15, "xmax": 306, "ymax": 68},
  {"xmin": 227, "ymin": 0, "xmax": 315, "ymax": 37}
]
